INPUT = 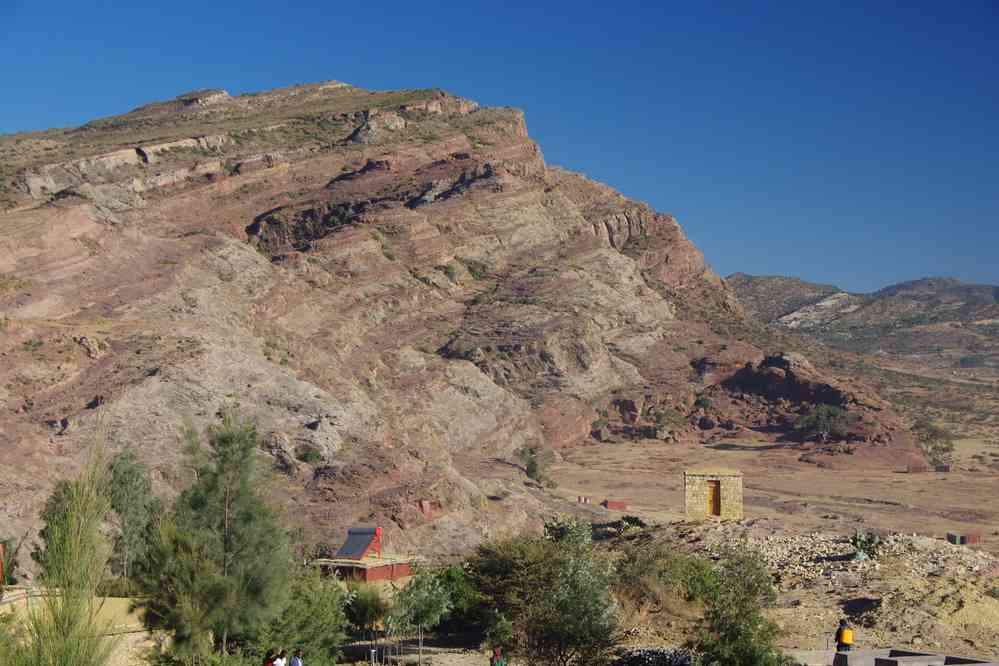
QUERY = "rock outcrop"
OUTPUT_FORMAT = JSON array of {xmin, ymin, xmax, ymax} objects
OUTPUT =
[{"xmin": 0, "ymin": 81, "xmax": 920, "ymax": 560}]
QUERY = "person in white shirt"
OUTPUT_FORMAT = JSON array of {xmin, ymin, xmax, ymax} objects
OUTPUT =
[
  {"xmin": 274, "ymin": 650, "xmax": 288, "ymax": 666},
  {"xmin": 290, "ymin": 649, "xmax": 304, "ymax": 666}
]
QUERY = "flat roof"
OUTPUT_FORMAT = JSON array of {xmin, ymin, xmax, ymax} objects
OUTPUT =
[
  {"xmin": 312, "ymin": 554, "xmax": 419, "ymax": 569},
  {"xmin": 685, "ymin": 468, "xmax": 742, "ymax": 476}
]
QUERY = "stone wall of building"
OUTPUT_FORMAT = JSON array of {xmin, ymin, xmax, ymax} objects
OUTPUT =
[{"xmin": 684, "ymin": 471, "xmax": 743, "ymax": 520}]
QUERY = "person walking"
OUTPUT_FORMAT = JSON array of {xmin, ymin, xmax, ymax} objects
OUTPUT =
[
  {"xmin": 263, "ymin": 650, "xmax": 276, "ymax": 666},
  {"xmin": 489, "ymin": 647, "xmax": 507, "ymax": 666},
  {"xmin": 274, "ymin": 649, "xmax": 288, "ymax": 666},
  {"xmin": 835, "ymin": 618, "xmax": 854, "ymax": 652},
  {"xmin": 290, "ymin": 648, "xmax": 304, "ymax": 666}
]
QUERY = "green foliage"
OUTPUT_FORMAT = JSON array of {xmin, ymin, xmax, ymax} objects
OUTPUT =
[
  {"xmin": 850, "ymin": 530, "xmax": 883, "ymax": 560},
  {"xmin": 435, "ymin": 565, "xmax": 480, "ymax": 634},
  {"xmin": 138, "ymin": 409, "xmax": 294, "ymax": 658},
  {"xmin": 107, "ymin": 448, "xmax": 159, "ymax": 581},
  {"xmin": 8, "ymin": 438, "xmax": 118, "ymax": 666},
  {"xmin": 31, "ymin": 479, "xmax": 75, "ymax": 570},
  {"xmin": 694, "ymin": 395, "xmax": 712, "ymax": 410},
  {"xmin": 295, "ymin": 445, "xmax": 323, "ymax": 464},
  {"xmin": 391, "ymin": 569, "xmax": 454, "ymax": 633},
  {"xmin": 695, "ymin": 546, "xmax": 789, "ymax": 666},
  {"xmin": 516, "ymin": 445, "xmax": 555, "ymax": 482},
  {"xmin": 1, "ymin": 534, "xmax": 24, "ymax": 586},
  {"xmin": 346, "ymin": 583, "xmax": 388, "ymax": 637},
  {"xmin": 912, "ymin": 418, "xmax": 956, "ymax": 466},
  {"xmin": 794, "ymin": 404, "xmax": 859, "ymax": 443},
  {"xmin": 613, "ymin": 543, "xmax": 718, "ymax": 608},
  {"xmin": 444, "ymin": 261, "xmax": 461, "ymax": 283},
  {"xmin": 467, "ymin": 521, "xmax": 618, "ymax": 666},
  {"xmin": 22, "ymin": 338, "xmax": 43, "ymax": 352},
  {"xmin": 390, "ymin": 569, "xmax": 454, "ymax": 662},
  {"xmin": 460, "ymin": 259, "xmax": 489, "ymax": 280},
  {"xmin": 651, "ymin": 407, "xmax": 686, "ymax": 429},
  {"xmin": 545, "ymin": 515, "xmax": 593, "ymax": 547},
  {"xmin": 259, "ymin": 565, "xmax": 349, "ymax": 664}
]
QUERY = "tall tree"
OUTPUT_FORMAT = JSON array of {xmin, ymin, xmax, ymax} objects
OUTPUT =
[
  {"xmin": 390, "ymin": 570, "xmax": 453, "ymax": 664},
  {"xmin": 107, "ymin": 449, "xmax": 158, "ymax": 582},
  {"xmin": 140, "ymin": 408, "xmax": 293, "ymax": 658},
  {"xmin": 13, "ymin": 436, "xmax": 117, "ymax": 666}
]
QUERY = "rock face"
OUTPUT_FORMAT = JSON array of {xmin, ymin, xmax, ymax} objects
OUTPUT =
[{"xmin": 0, "ymin": 81, "xmax": 919, "ymax": 560}]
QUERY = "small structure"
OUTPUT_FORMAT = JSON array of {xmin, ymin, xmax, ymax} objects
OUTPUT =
[
  {"xmin": 601, "ymin": 499, "xmax": 628, "ymax": 511},
  {"xmin": 947, "ymin": 532, "xmax": 982, "ymax": 546},
  {"xmin": 684, "ymin": 468, "xmax": 743, "ymax": 520},
  {"xmin": 313, "ymin": 526, "xmax": 417, "ymax": 583}
]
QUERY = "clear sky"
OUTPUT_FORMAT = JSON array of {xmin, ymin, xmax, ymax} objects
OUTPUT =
[{"xmin": 2, "ymin": 1, "xmax": 996, "ymax": 292}]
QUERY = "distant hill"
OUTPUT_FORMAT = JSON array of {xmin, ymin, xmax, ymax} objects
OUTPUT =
[{"xmin": 726, "ymin": 274, "xmax": 999, "ymax": 374}]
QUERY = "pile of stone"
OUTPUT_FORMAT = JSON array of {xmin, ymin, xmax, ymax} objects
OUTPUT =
[{"xmin": 612, "ymin": 647, "xmax": 699, "ymax": 666}]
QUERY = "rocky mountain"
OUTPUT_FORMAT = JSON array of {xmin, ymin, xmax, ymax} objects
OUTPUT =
[
  {"xmin": 0, "ymin": 82, "xmax": 921, "ymax": 560},
  {"xmin": 727, "ymin": 274, "xmax": 999, "ymax": 377}
]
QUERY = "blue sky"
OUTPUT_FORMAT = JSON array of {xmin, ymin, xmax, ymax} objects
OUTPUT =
[{"xmin": 2, "ymin": 1, "xmax": 996, "ymax": 292}]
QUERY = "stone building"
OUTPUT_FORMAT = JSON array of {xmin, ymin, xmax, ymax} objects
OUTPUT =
[{"xmin": 684, "ymin": 468, "xmax": 743, "ymax": 520}]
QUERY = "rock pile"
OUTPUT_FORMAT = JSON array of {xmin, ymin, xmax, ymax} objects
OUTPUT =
[{"xmin": 612, "ymin": 647, "xmax": 699, "ymax": 666}]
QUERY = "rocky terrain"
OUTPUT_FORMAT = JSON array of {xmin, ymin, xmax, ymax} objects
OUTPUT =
[
  {"xmin": 0, "ymin": 81, "xmax": 923, "ymax": 567},
  {"xmin": 727, "ymin": 273, "xmax": 999, "ymax": 381}
]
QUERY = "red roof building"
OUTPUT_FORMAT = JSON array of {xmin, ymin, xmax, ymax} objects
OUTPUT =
[{"xmin": 314, "ymin": 526, "xmax": 417, "ymax": 583}]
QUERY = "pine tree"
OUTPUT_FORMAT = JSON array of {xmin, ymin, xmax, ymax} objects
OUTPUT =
[
  {"xmin": 139, "ymin": 408, "xmax": 293, "ymax": 658},
  {"xmin": 107, "ymin": 449, "xmax": 158, "ymax": 583}
]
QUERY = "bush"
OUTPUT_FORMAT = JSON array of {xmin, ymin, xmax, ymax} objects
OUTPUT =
[
  {"xmin": 346, "ymin": 583, "xmax": 388, "ymax": 639},
  {"xmin": 613, "ymin": 543, "xmax": 717, "ymax": 608},
  {"xmin": 912, "ymin": 418, "xmax": 956, "ymax": 466},
  {"xmin": 9, "ymin": 438, "xmax": 118, "ymax": 666},
  {"xmin": 516, "ymin": 446, "xmax": 554, "ymax": 483},
  {"xmin": 467, "ymin": 519, "xmax": 618, "ymax": 666},
  {"xmin": 794, "ymin": 404, "xmax": 859, "ymax": 443},
  {"xmin": 850, "ymin": 531, "xmax": 882, "ymax": 560},
  {"xmin": 694, "ymin": 546, "xmax": 789, "ymax": 666}
]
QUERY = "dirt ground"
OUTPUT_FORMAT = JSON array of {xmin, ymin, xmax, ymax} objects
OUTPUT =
[{"xmin": 552, "ymin": 434, "xmax": 999, "ymax": 556}]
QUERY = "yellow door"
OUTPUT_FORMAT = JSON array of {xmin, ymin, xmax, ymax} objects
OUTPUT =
[{"xmin": 707, "ymin": 480, "xmax": 721, "ymax": 516}]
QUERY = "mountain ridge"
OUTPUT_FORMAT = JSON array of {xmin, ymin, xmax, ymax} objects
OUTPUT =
[{"xmin": 0, "ymin": 81, "xmax": 921, "ymax": 564}]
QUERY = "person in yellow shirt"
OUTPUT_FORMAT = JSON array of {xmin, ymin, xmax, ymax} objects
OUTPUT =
[{"xmin": 836, "ymin": 619, "xmax": 854, "ymax": 652}]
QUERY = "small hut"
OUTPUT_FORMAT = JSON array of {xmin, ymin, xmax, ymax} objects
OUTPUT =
[
  {"xmin": 313, "ymin": 526, "xmax": 417, "ymax": 583},
  {"xmin": 684, "ymin": 468, "xmax": 743, "ymax": 520}
]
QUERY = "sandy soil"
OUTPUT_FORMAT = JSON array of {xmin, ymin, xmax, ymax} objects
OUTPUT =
[{"xmin": 552, "ymin": 435, "xmax": 999, "ymax": 556}]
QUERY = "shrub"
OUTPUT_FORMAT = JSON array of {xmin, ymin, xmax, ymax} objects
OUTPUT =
[
  {"xmin": 794, "ymin": 404, "xmax": 859, "ymax": 443},
  {"xmin": 850, "ymin": 530, "xmax": 883, "ymax": 560},
  {"xmin": 912, "ymin": 418, "xmax": 956, "ymax": 466},
  {"xmin": 466, "ymin": 521, "xmax": 618, "ymax": 666},
  {"xmin": 10, "ymin": 436, "xmax": 118, "ymax": 666},
  {"xmin": 346, "ymin": 583, "xmax": 388, "ymax": 639},
  {"xmin": 694, "ymin": 546, "xmax": 789, "ymax": 666},
  {"xmin": 444, "ymin": 262, "xmax": 461, "ymax": 283},
  {"xmin": 516, "ymin": 446, "xmax": 554, "ymax": 482},
  {"xmin": 694, "ymin": 395, "xmax": 712, "ymax": 410}
]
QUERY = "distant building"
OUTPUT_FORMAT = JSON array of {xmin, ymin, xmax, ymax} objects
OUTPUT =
[
  {"xmin": 313, "ymin": 526, "xmax": 417, "ymax": 583},
  {"xmin": 601, "ymin": 499, "xmax": 628, "ymax": 511},
  {"xmin": 684, "ymin": 468, "xmax": 743, "ymax": 520}
]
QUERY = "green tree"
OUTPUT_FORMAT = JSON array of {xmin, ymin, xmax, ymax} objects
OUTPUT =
[
  {"xmin": 515, "ymin": 446, "xmax": 554, "ymax": 482},
  {"xmin": 390, "ymin": 569, "xmax": 453, "ymax": 663},
  {"xmin": 346, "ymin": 583, "xmax": 388, "ymax": 640},
  {"xmin": 1, "ymin": 534, "xmax": 25, "ymax": 588},
  {"xmin": 467, "ymin": 519, "xmax": 618, "ymax": 666},
  {"xmin": 260, "ymin": 565, "xmax": 349, "ymax": 664},
  {"xmin": 912, "ymin": 418, "xmax": 956, "ymax": 466},
  {"xmin": 794, "ymin": 404, "xmax": 858, "ymax": 443},
  {"xmin": 695, "ymin": 546, "xmax": 789, "ymax": 666},
  {"xmin": 139, "ymin": 409, "xmax": 293, "ymax": 659},
  {"xmin": 107, "ymin": 448, "xmax": 159, "ymax": 583},
  {"xmin": 11, "ymin": 438, "xmax": 117, "ymax": 666},
  {"xmin": 30, "ymin": 479, "xmax": 74, "ymax": 570}
]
